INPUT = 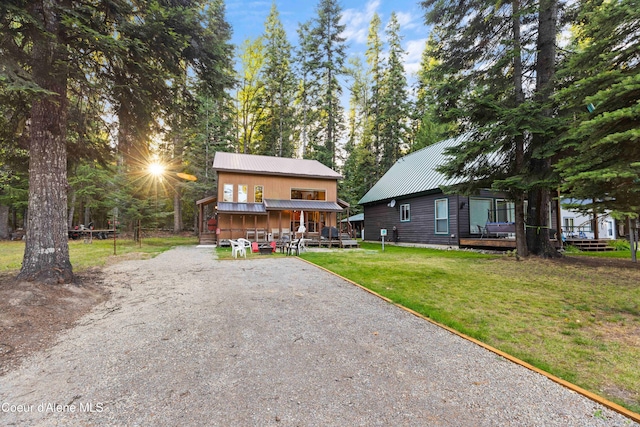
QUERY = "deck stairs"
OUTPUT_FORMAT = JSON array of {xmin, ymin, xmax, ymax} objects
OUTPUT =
[
  {"xmin": 565, "ymin": 239, "xmax": 614, "ymax": 251},
  {"xmin": 198, "ymin": 233, "xmax": 217, "ymax": 245}
]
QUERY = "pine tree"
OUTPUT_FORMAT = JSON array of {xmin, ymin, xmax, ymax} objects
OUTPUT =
[
  {"xmin": 364, "ymin": 13, "xmax": 385, "ymax": 177},
  {"xmin": 420, "ymin": 0, "xmax": 560, "ymax": 257},
  {"xmin": 555, "ymin": 0, "xmax": 640, "ymax": 258},
  {"xmin": 378, "ymin": 12, "xmax": 410, "ymax": 174},
  {"xmin": 342, "ymin": 57, "xmax": 375, "ymax": 208},
  {"xmin": 0, "ymin": 0, "xmax": 235, "ymax": 283},
  {"xmin": 236, "ymin": 37, "xmax": 267, "ymax": 154},
  {"xmin": 256, "ymin": 2, "xmax": 296, "ymax": 158},
  {"xmin": 305, "ymin": 0, "xmax": 347, "ymax": 169},
  {"xmin": 411, "ymin": 36, "xmax": 454, "ymax": 152}
]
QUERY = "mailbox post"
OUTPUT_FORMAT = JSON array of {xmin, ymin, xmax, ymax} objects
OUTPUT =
[{"xmin": 380, "ymin": 228, "xmax": 387, "ymax": 251}]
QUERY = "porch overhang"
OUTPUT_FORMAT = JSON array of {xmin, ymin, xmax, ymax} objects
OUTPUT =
[
  {"xmin": 216, "ymin": 202, "xmax": 267, "ymax": 215},
  {"xmin": 263, "ymin": 199, "xmax": 344, "ymax": 212}
]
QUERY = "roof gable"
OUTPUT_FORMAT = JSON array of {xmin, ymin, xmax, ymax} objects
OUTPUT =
[
  {"xmin": 358, "ymin": 135, "xmax": 467, "ymax": 205},
  {"xmin": 213, "ymin": 152, "xmax": 342, "ymax": 180}
]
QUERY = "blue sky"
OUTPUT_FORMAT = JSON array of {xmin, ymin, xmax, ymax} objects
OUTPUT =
[{"xmin": 225, "ymin": 0, "xmax": 431, "ymax": 77}]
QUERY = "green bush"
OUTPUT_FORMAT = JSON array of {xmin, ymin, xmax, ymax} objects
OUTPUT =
[
  {"xmin": 608, "ymin": 239, "xmax": 631, "ymax": 251},
  {"xmin": 563, "ymin": 244, "xmax": 582, "ymax": 254}
]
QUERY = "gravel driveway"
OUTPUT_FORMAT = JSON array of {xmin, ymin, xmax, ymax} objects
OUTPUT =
[{"xmin": 0, "ymin": 246, "xmax": 637, "ymax": 426}]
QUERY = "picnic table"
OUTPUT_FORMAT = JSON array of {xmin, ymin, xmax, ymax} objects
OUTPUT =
[{"xmin": 68, "ymin": 228, "xmax": 115, "ymax": 242}]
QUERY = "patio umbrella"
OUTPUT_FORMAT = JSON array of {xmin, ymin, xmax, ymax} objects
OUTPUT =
[{"xmin": 298, "ymin": 210, "xmax": 306, "ymax": 234}]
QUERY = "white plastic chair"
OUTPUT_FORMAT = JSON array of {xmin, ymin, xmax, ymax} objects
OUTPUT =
[
  {"xmin": 229, "ymin": 239, "xmax": 246, "ymax": 259},
  {"xmin": 237, "ymin": 238, "xmax": 252, "ymax": 254},
  {"xmin": 298, "ymin": 238, "xmax": 307, "ymax": 253}
]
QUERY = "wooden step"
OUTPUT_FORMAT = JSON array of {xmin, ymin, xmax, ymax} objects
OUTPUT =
[{"xmin": 565, "ymin": 239, "xmax": 614, "ymax": 251}]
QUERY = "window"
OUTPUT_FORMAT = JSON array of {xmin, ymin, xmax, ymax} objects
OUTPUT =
[
  {"xmin": 238, "ymin": 185, "xmax": 248, "ymax": 203},
  {"xmin": 291, "ymin": 188, "xmax": 326, "ymax": 200},
  {"xmin": 254, "ymin": 185, "xmax": 263, "ymax": 203},
  {"xmin": 435, "ymin": 199, "xmax": 449, "ymax": 234},
  {"xmin": 469, "ymin": 198, "xmax": 492, "ymax": 234},
  {"xmin": 400, "ymin": 204, "xmax": 410, "ymax": 222},
  {"xmin": 496, "ymin": 200, "xmax": 515, "ymax": 222},
  {"xmin": 223, "ymin": 184, "xmax": 233, "ymax": 202}
]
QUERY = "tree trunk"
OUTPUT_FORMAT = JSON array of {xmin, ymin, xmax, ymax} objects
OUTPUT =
[
  {"xmin": 84, "ymin": 204, "xmax": 91, "ymax": 227},
  {"xmin": 512, "ymin": 0, "xmax": 528, "ymax": 258},
  {"xmin": 18, "ymin": 0, "xmax": 73, "ymax": 284},
  {"xmin": 173, "ymin": 190, "xmax": 183, "ymax": 233},
  {"xmin": 526, "ymin": 0, "xmax": 559, "ymax": 258},
  {"xmin": 630, "ymin": 217, "xmax": 637, "ymax": 263},
  {"xmin": 67, "ymin": 190, "xmax": 76, "ymax": 229},
  {"xmin": 0, "ymin": 205, "xmax": 9, "ymax": 240}
]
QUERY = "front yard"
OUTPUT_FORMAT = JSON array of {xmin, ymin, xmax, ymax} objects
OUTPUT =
[{"xmin": 300, "ymin": 243, "xmax": 640, "ymax": 414}]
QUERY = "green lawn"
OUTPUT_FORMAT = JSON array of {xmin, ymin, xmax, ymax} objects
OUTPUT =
[
  {"xmin": 0, "ymin": 236, "xmax": 198, "ymax": 273},
  {"xmin": 301, "ymin": 242, "xmax": 640, "ymax": 413}
]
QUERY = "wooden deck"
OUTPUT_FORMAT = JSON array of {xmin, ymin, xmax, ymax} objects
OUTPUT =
[{"xmin": 459, "ymin": 238, "xmax": 516, "ymax": 249}]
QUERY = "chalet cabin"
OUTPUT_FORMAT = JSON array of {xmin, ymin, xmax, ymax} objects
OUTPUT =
[
  {"xmin": 359, "ymin": 135, "xmax": 559, "ymax": 250},
  {"xmin": 200, "ymin": 152, "xmax": 347, "ymax": 246}
]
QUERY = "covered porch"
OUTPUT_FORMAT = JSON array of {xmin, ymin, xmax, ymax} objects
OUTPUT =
[{"xmin": 213, "ymin": 199, "xmax": 353, "ymax": 248}]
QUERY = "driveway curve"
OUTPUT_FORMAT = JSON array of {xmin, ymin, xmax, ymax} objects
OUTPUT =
[{"xmin": 0, "ymin": 246, "xmax": 637, "ymax": 426}]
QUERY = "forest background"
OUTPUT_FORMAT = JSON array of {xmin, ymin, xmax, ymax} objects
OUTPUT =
[{"xmin": 0, "ymin": 0, "xmax": 638, "ymax": 282}]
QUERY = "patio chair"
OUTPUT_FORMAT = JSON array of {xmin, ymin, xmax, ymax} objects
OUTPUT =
[
  {"xmin": 229, "ymin": 239, "xmax": 246, "ymax": 259},
  {"xmin": 286, "ymin": 239, "xmax": 300, "ymax": 256},
  {"xmin": 298, "ymin": 238, "xmax": 307, "ymax": 253},
  {"xmin": 237, "ymin": 238, "xmax": 252, "ymax": 254}
]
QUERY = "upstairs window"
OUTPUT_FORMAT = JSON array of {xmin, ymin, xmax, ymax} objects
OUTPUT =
[
  {"xmin": 238, "ymin": 184, "xmax": 248, "ymax": 203},
  {"xmin": 223, "ymin": 184, "xmax": 233, "ymax": 202},
  {"xmin": 291, "ymin": 189, "xmax": 326, "ymax": 200},
  {"xmin": 254, "ymin": 185, "xmax": 264, "ymax": 203}
]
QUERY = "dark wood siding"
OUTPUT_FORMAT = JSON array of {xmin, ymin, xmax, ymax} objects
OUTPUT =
[{"xmin": 363, "ymin": 192, "xmax": 460, "ymax": 246}]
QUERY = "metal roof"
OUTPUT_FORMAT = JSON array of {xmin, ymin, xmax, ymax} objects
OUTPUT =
[
  {"xmin": 263, "ymin": 199, "xmax": 344, "ymax": 212},
  {"xmin": 213, "ymin": 152, "xmax": 342, "ymax": 180},
  {"xmin": 216, "ymin": 202, "xmax": 267, "ymax": 214},
  {"xmin": 358, "ymin": 135, "xmax": 467, "ymax": 205},
  {"xmin": 341, "ymin": 213, "xmax": 364, "ymax": 223}
]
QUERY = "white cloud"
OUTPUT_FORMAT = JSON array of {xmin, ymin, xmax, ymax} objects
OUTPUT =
[
  {"xmin": 341, "ymin": 0, "xmax": 381, "ymax": 44},
  {"xmin": 395, "ymin": 11, "xmax": 421, "ymax": 31},
  {"xmin": 397, "ymin": 38, "xmax": 426, "ymax": 82}
]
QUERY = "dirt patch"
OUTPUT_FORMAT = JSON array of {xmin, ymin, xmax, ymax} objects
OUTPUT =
[
  {"xmin": 555, "ymin": 254, "xmax": 640, "ymax": 270},
  {"xmin": 0, "ymin": 269, "xmax": 111, "ymax": 376}
]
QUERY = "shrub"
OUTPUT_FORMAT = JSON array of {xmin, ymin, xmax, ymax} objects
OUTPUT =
[{"xmin": 608, "ymin": 239, "xmax": 631, "ymax": 251}]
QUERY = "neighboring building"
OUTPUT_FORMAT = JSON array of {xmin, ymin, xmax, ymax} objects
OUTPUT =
[
  {"xmin": 341, "ymin": 213, "xmax": 364, "ymax": 238},
  {"xmin": 359, "ymin": 135, "xmax": 559, "ymax": 249},
  {"xmin": 560, "ymin": 199, "xmax": 617, "ymax": 240},
  {"xmin": 199, "ymin": 152, "xmax": 347, "ymax": 245}
]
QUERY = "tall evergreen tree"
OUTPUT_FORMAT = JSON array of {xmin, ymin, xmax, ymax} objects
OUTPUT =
[
  {"xmin": 257, "ymin": 2, "xmax": 296, "ymax": 157},
  {"xmin": 293, "ymin": 21, "xmax": 318, "ymax": 158},
  {"xmin": 411, "ymin": 36, "xmax": 454, "ymax": 152},
  {"xmin": 555, "ymin": 0, "xmax": 640, "ymax": 258},
  {"xmin": 305, "ymin": 0, "xmax": 347, "ymax": 169},
  {"xmin": 420, "ymin": 0, "xmax": 560, "ymax": 257},
  {"xmin": 342, "ymin": 57, "xmax": 375, "ymax": 208},
  {"xmin": 0, "ymin": 0, "xmax": 235, "ymax": 283},
  {"xmin": 236, "ymin": 37, "xmax": 266, "ymax": 154},
  {"xmin": 365, "ymin": 12, "xmax": 384, "ymax": 176},
  {"xmin": 378, "ymin": 12, "xmax": 410, "ymax": 174}
]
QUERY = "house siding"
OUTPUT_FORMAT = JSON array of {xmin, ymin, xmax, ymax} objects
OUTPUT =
[
  {"xmin": 217, "ymin": 172, "xmax": 337, "ymax": 203},
  {"xmin": 363, "ymin": 192, "xmax": 460, "ymax": 246}
]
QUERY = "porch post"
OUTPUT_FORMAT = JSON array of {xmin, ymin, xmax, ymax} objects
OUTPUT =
[
  {"xmin": 242, "ymin": 215, "xmax": 246, "ymax": 239},
  {"xmin": 254, "ymin": 214, "xmax": 258, "ymax": 242}
]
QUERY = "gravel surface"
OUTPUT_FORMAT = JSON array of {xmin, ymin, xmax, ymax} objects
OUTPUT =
[{"xmin": 0, "ymin": 246, "xmax": 637, "ymax": 426}]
